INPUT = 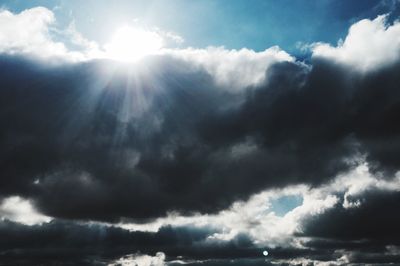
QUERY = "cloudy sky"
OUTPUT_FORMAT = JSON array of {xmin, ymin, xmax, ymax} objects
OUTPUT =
[{"xmin": 1, "ymin": 0, "xmax": 400, "ymax": 265}]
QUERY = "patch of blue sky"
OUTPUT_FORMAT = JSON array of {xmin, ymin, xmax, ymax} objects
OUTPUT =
[{"xmin": 269, "ymin": 195, "xmax": 303, "ymax": 217}]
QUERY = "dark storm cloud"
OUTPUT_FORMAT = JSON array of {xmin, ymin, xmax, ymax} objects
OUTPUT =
[
  {"xmin": 302, "ymin": 190, "xmax": 400, "ymax": 243},
  {"xmin": 1, "ymin": 51, "xmax": 400, "ymax": 222},
  {"xmin": 0, "ymin": 219, "xmax": 345, "ymax": 266},
  {"xmin": 0, "ymin": 219, "xmax": 269, "ymax": 265},
  {"xmin": 297, "ymin": 189, "xmax": 400, "ymax": 264},
  {"xmin": 1, "ymin": 215, "xmax": 398, "ymax": 265}
]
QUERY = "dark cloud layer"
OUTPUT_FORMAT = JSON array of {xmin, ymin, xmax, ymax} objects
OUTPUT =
[
  {"xmin": 1, "ymin": 214, "xmax": 399, "ymax": 265},
  {"xmin": 4, "ymin": 218, "xmax": 371, "ymax": 266},
  {"xmin": 1, "ymin": 53, "xmax": 400, "ymax": 223},
  {"xmin": 302, "ymin": 190, "xmax": 400, "ymax": 244},
  {"xmin": 298, "ymin": 189, "xmax": 400, "ymax": 264},
  {"xmin": 0, "ymin": 219, "xmax": 298, "ymax": 265}
]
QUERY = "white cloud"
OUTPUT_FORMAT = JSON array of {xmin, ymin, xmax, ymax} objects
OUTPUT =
[
  {"xmin": 0, "ymin": 7, "xmax": 75, "ymax": 59},
  {"xmin": 114, "ymin": 183, "xmax": 336, "ymax": 248},
  {"xmin": 275, "ymin": 254, "xmax": 349, "ymax": 266},
  {"xmin": 1, "ymin": 7, "xmax": 399, "ymax": 79},
  {"xmin": 0, "ymin": 6, "xmax": 292, "ymax": 89},
  {"xmin": 166, "ymin": 46, "xmax": 294, "ymax": 91},
  {"xmin": 0, "ymin": 196, "xmax": 51, "ymax": 225},
  {"xmin": 63, "ymin": 21, "xmax": 102, "ymax": 58},
  {"xmin": 329, "ymin": 161, "xmax": 400, "ymax": 209},
  {"xmin": 313, "ymin": 15, "xmax": 400, "ymax": 72},
  {"xmin": 109, "ymin": 252, "xmax": 166, "ymax": 266}
]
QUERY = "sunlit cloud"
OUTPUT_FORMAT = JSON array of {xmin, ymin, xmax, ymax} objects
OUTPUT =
[
  {"xmin": 313, "ymin": 15, "xmax": 400, "ymax": 71},
  {"xmin": 0, "ymin": 196, "xmax": 51, "ymax": 225},
  {"xmin": 113, "ymin": 160, "xmax": 400, "ymax": 250},
  {"xmin": 108, "ymin": 252, "xmax": 166, "ymax": 266}
]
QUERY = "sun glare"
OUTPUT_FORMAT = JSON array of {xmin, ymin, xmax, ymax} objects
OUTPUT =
[{"xmin": 104, "ymin": 26, "xmax": 163, "ymax": 62}]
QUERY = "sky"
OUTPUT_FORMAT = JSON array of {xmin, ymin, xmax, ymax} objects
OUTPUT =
[
  {"xmin": 1, "ymin": 0, "xmax": 398, "ymax": 52},
  {"xmin": 1, "ymin": 0, "xmax": 400, "ymax": 265}
]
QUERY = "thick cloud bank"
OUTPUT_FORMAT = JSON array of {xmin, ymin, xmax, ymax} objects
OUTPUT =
[
  {"xmin": 1, "ymin": 37, "xmax": 400, "ymax": 222},
  {"xmin": 1, "ymin": 6, "xmax": 400, "ymax": 265}
]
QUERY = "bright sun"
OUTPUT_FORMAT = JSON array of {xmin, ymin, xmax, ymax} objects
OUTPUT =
[{"xmin": 104, "ymin": 26, "xmax": 163, "ymax": 62}]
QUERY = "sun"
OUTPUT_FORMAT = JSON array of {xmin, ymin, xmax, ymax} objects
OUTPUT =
[{"xmin": 104, "ymin": 26, "xmax": 163, "ymax": 62}]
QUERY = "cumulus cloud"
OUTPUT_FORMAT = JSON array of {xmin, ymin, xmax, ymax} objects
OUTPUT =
[
  {"xmin": 313, "ymin": 15, "xmax": 400, "ymax": 71},
  {"xmin": 0, "ymin": 7, "xmax": 88, "ymax": 60},
  {"xmin": 109, "ymin": 252, "xmax": 166, "ymax": 266},
  {"xmin": 0, "ymin": 196, "xmax": 51, "ymax": 225},
  {"xmin": 166, "ymin": 46, "xmax": 294, "ymax": 91}
]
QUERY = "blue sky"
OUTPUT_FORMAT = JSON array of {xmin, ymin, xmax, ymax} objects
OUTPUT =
[{"xmin": 1, "ymin": 0, "xmax": 394, "ymax": 53}]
